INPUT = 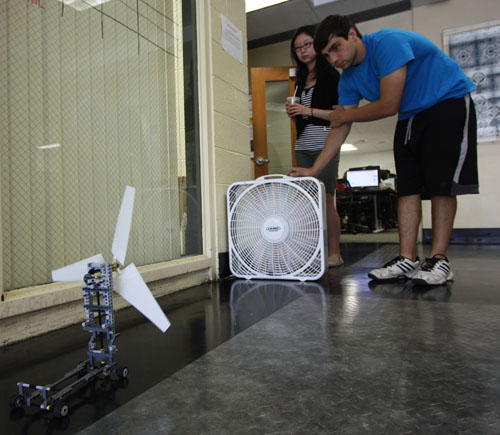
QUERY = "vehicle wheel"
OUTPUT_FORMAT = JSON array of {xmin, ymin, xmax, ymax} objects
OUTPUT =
[
  {"xmin": 54, "ymin": 401, "xmax": 69, "ymax": 418},
  {"xmin": 9, "ymin": 394, "xmax": 24, "ymax": 409},
  {"xmin": 117, "ymin": 366, "xmax": 129, "ymax": 379}
]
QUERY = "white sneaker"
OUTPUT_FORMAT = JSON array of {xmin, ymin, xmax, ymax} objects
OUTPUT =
[
  {"xmin": 412, "ymin": 255, "xmax": 454, "ymax": 286},
  {"xmin": 368, "ymin": 256, "xmax": 420, "ymax": 281}
]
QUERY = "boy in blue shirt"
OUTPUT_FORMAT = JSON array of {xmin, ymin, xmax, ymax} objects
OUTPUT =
[{"xmin": 288, "ymin": 15, "xmax": 479, "ymax": 285}]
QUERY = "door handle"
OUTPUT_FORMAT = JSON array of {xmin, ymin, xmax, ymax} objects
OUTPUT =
[{"xmin": 255, "ymin": 156, "xmax": 269, "ymax": 166}]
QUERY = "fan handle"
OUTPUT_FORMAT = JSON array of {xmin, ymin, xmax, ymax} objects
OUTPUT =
[{"xmin": 256, "ymin": 174, "xmax": 293, "ymax": 181}]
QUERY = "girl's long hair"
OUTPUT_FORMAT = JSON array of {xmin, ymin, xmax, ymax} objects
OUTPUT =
[{"xmin": 290, "ymin": 25, "xmax": 330, "ymax": 87}]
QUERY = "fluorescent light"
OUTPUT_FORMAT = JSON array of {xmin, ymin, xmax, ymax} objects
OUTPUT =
[
  {"xmin": 246, "ymin": 0, "xmax": 289, "ymax": 13},
  {"xmin": 38, "ymin": 143, "xmax": 61, "ymax": 150},
  {"xmin": 341, "ymin": 143, "xmax": 357, "ymax": 152},
  {"xmin": 57, "ymin": 0, "xmax": 112, "ymax": 12}
]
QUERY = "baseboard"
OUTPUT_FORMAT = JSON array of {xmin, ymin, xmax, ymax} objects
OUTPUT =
[{"xmin": 422, "ymin": 228, "xmax": 500, "ymax": 244}]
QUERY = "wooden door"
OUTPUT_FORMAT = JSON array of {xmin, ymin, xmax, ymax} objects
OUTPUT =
[{"xmin": 250, "ymin": 67, "xmax": 297, "ymax": 178}]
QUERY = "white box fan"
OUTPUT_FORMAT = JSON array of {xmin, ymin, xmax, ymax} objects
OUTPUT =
[{"xmin": 227, "ymin": 174, "xmax": 327, "ymax": 281}]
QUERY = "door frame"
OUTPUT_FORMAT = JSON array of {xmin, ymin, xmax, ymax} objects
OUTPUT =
[{"xmin": 250, "ymin": 67, "xmax": 297, "ymax": 178}]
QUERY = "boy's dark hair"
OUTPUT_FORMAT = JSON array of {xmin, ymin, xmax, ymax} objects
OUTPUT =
[
  {"xmin": 290, "ymin": 25, "xmax": 330, "ymax": 86},
  {"xmin": 314, "ymin": 15, "xmax": 362, "ymax": 53}
]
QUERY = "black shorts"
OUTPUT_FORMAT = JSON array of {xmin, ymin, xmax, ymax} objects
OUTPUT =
[{"xmin": 394, "ymin": 95, "xmax": 479, "ymax": 199}]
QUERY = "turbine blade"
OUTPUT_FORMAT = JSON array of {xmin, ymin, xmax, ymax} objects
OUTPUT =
[
  {"xmin": 112, "ymin": 186, "xmax": 135, "ymax": 266},
  {"xmin": 115, "ymin": 264, "xmax": 171, "ymax": 333},
  {"xmin": 52, "ymin": 254, "xmax": 105, "ymax": 282}
]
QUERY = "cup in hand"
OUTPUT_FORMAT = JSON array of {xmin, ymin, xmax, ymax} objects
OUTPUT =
[{"xmin": 286, "ymin": 96, "xmax": 300, "ymax": 105}]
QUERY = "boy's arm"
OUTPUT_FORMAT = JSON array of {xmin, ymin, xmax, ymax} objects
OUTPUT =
[
  {"xmin": 288, "ymin": 104, "xmax": 357, "ymax": 178},
  {"xmin": 330, "ymin": 65, "xmax": 407, "ymax": 128}
]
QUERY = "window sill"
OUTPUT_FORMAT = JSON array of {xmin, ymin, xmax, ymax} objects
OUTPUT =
[{"xmin": 0, "ymin": 255, "xmax": 214, "ymax": 320}]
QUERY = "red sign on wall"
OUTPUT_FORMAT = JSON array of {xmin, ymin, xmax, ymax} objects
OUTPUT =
[{"xmin": 28, "ymin": 0, "xmax": 45, "ymax": 10}]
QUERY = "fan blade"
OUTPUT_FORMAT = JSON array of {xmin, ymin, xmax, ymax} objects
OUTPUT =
[
  {"xmin": 52, "ymin": 254, "xmax": 105, "ymax": 282},
  {"xmin": 115, "ymin": 264, "xmax": 171, "ymax": 333},
  {"xmin": 112, "ymin": 186, "xmax": 135, "ymax": 266}
]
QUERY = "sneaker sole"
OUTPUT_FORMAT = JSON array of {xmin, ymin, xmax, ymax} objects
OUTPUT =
[{"xmin": 368, "ymin": 273, "xmax": 412, "ymax": 281}]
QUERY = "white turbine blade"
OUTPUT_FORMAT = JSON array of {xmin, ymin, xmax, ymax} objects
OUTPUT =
[
  {"xmin": 112, "ymin": 186, "xmax": 135, "ymax": 266},
  {"xmin": 115, "ymin": 264, "xmax": 171, "ymax": 333},
  {"xmin": 52, "ymin": 254, "xmax": 105, "ymax": 282}
]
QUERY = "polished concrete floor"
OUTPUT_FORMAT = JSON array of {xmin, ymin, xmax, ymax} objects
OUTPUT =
[{"xmin": 2, "ymin": 242, "xmax": 500, "ymax": 434}]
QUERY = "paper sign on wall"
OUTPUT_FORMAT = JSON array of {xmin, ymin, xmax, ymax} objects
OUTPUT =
[{"xmin": 221, "ymin": 14, "xmax": 243, "ymax": 64}]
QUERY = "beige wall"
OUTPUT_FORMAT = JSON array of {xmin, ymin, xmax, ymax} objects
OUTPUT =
[
  {"xmin": 208, "ymin": 0, "xmax": 253, "ymax": 255},
  {"xmin": 248, "ymin": 0, "xmax": 500, "ymax": 230},
  {"xmin": 249, "ymin": 40, "xmax": 291, "ymax": 68}
]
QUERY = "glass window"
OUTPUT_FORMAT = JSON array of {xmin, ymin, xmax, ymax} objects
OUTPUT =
[{"xmin": 0, "ymin": 0, "xmax": 202, "ymax": 291}]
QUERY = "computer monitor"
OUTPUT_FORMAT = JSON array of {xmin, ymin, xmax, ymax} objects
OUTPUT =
[{"xmin": 346, "ymin": 167, "xmax": 380, "ymax": 188}]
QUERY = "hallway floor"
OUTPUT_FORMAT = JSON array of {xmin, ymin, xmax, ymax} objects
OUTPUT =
[{"xmin": 2, "ymin": 243, "xmax": 500, "ymax": 434}]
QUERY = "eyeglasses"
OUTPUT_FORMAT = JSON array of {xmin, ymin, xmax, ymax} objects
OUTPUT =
[{"xmin": 294, "ymin": 41, "xmax": 313, "ymax": 52}]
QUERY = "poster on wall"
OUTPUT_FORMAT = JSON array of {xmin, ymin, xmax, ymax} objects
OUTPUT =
[
  {"xmin": 221, "ymin": 14, "xmax": 243, "ymax": 64},
  {"xmin": 444, "ymin": 20, "xmax": 500, "ymax": 142}
]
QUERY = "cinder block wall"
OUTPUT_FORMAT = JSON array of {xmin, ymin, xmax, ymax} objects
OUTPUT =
[{"xmin": 209, "ymin": 0, "xmax": 253, "ymax": 256}]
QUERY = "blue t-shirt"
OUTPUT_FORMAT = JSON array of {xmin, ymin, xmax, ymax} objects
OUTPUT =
[{"xmin": 338, "ymin": 29, "xmax": 476, "ymax": 119}]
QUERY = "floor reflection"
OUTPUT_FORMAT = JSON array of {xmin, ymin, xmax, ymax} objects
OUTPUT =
[
  {"xmin": 229, "ymin": 279, "xmax": 328, "ymax": 334},
  {"xmin": 368, "ymin": 280, "xmax": 452, "ymax": 301}
]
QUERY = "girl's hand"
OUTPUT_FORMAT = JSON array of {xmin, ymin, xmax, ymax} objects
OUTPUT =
[{"xmin": 286, "ymin": 102, "xmax": 308, "ymax": 118}]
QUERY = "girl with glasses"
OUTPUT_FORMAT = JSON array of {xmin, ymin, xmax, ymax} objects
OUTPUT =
[{"xmin": 287, "ymin": 25, "xmax": 344, "ymax": 267}]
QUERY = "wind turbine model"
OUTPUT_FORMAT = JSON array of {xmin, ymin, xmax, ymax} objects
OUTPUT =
[{"xmin": 9, "ymin": 186, "xmax": 170, "ymax": 418}]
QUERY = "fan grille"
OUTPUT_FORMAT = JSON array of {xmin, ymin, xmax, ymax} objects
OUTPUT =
[{"xmin": 227, "ymin": 178, "xmax": 326, "ymax": 280}]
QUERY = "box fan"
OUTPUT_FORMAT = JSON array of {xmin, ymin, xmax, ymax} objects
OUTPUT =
[{"xmin": 227, "ymin": 175, "xmax": 327, "ymax": 281}]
